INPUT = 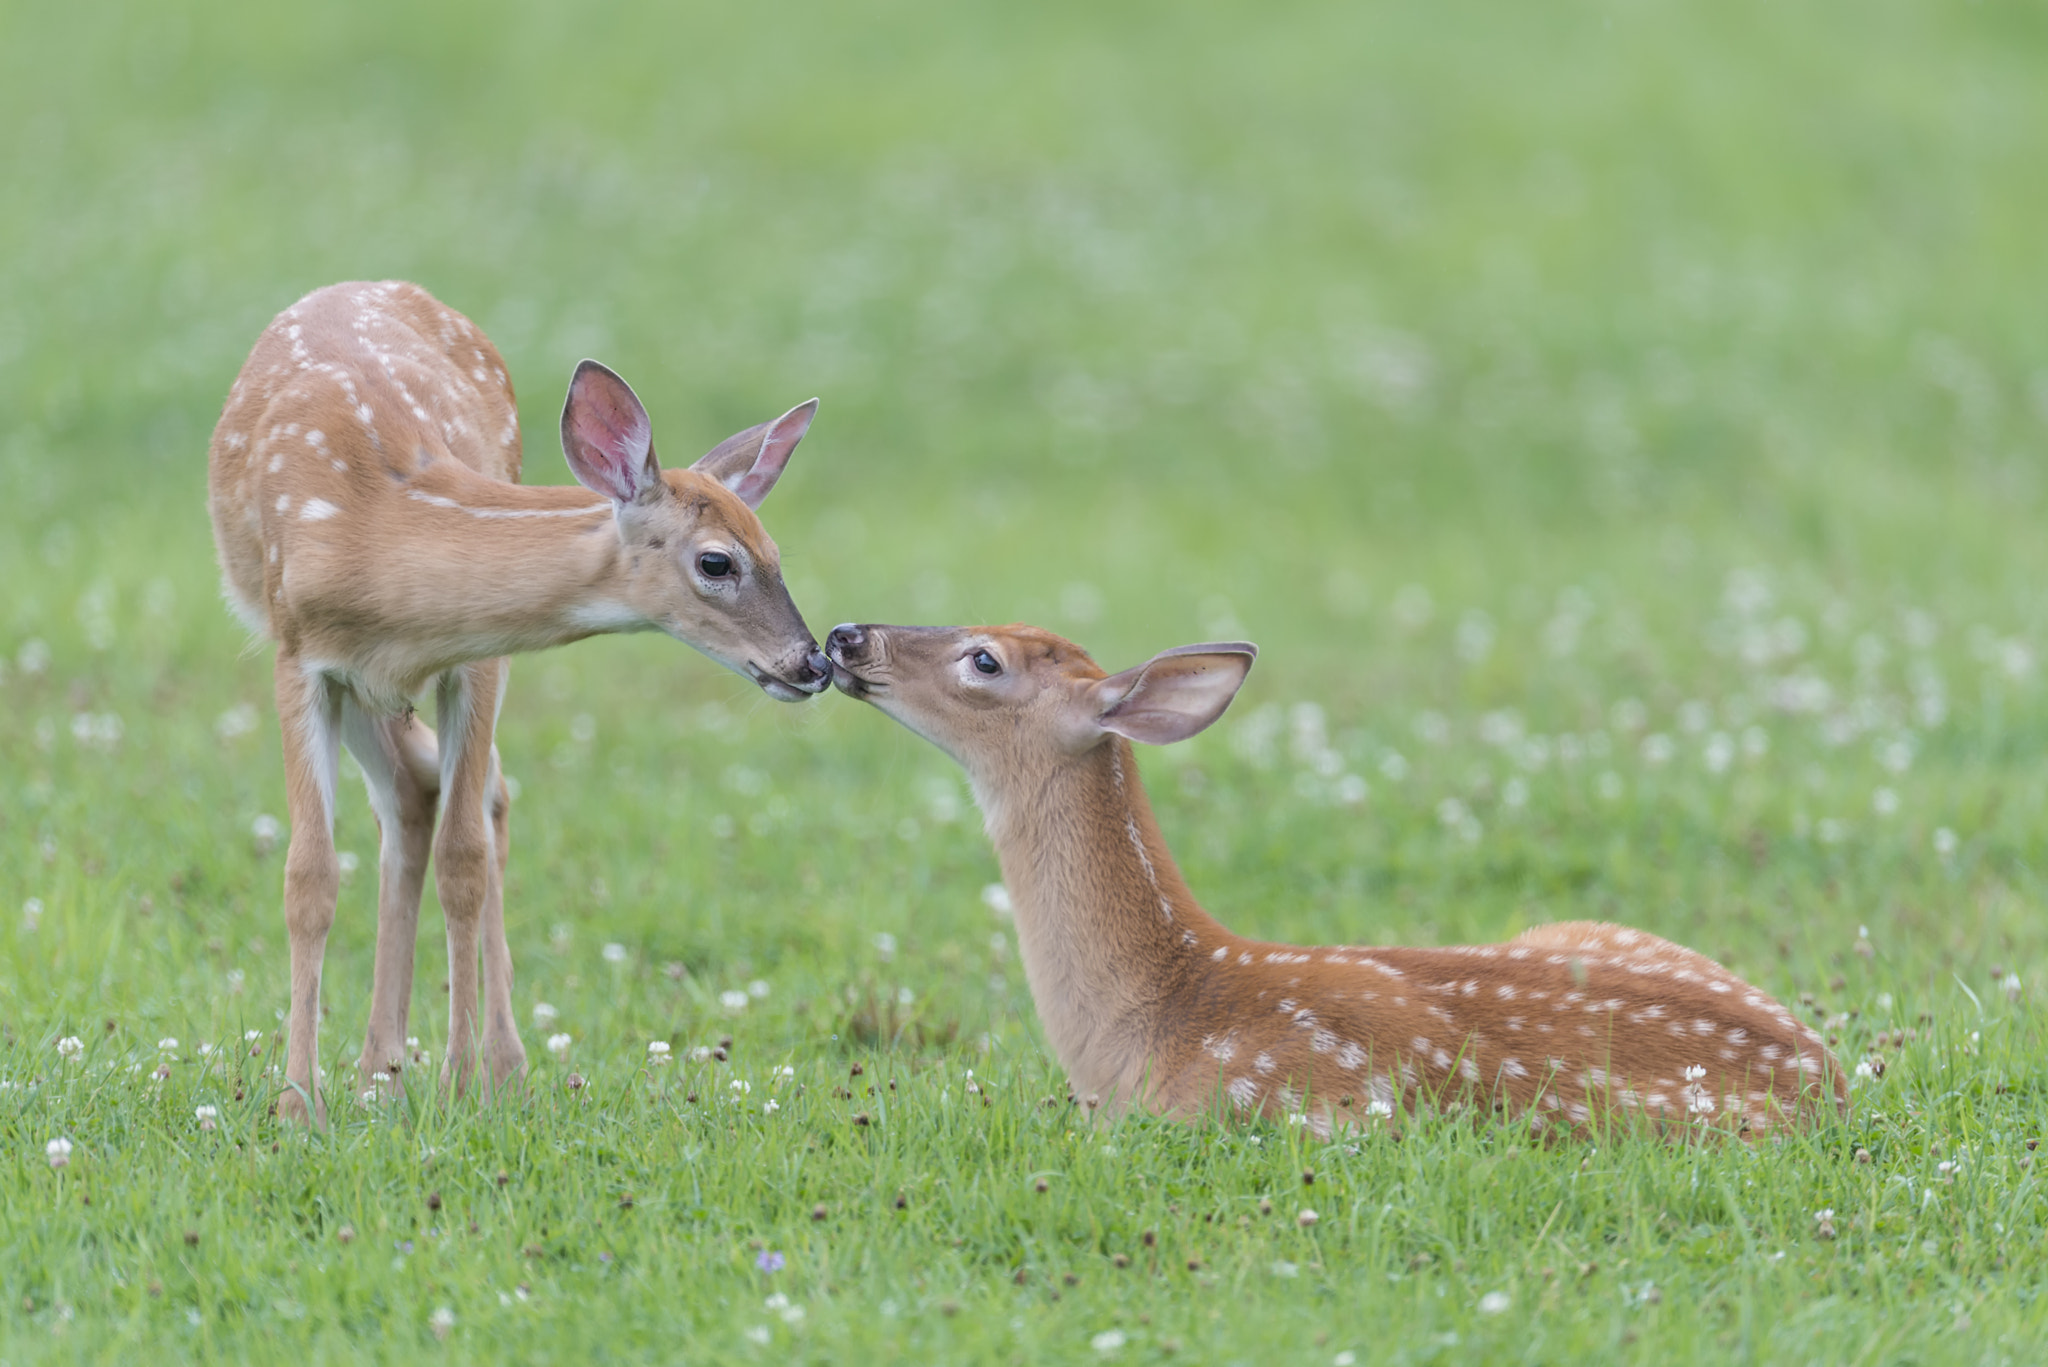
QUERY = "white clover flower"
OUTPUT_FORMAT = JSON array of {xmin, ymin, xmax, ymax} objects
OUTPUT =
[
  {"xmin": 981, "ymin": 883, "xmax": 1013, "ymax": 916},
  {"xmin": 762, "ymin": 1099, "xmax": 781, "ymax": 1115},
  {"xmin": 22, "ymin": 897, "xmax": 43, "ymax": 931},
  {"xmin": 744, "ymin": 1327, "xmax": 771, "ymax": 1346},
  {"xmin": 428, "ymin": 1306, "xmax": 455, "ymax": 1340},
  {"xmin": 1297, "ymin": 1208, "xmax": 1319, "ymax": 1228},
  {"xmin": 748, "ymin": 979, "xmax": 770, "ymax": 999},
  {"xmin": 1683, "ymin": 1064, "xmax": 1706, "ymax": 1081},
  {"xmin": 1478, "ymin": 1291, "xmax": 1511, "ymax": 1315},
  {"xmin": 1855, "ymin": 1059, "xmax": 1877, "ymax": 1081},
  {"xmin": 214, "ymin": 704, "xmax": 259, "ymax": 740},
  {"xmin": 691, "ymin": 1045, "xmax": 715, "ymax": 1062},
  {"xmin": 245, "ymin": 1029, "xmax": 264, "ymax": 1042},
  {"xmin": 532, "ymin": 1002, "xmax": 559, "ymax": 1029},
  {"xmin": 56, "ymin": 1036, "xmax": 84, "ymax": 1061},
  {"xmin": 775, "ymin": 1065, "xmax": 795, "ymax": 1080},
  {"xmin": 46, "ymin": 1136, "xmax": 74, "ymax": 1169},
  {"xmin": 647, "ymin": 1041, "xmax": 671, "ymax": 1063},
  {"xmin": 602, "ymin": 942, "xmax": 628, "ymax": 964},
  {"xmin": 250, "ymin": 814, "xmax": 282, "ymax": 853},
  {"xmin": 158, "ymin": 1037, "xmax": 180, "ymax": 1054},
  {"xmin": 546, "ymin": 1033, "xmax": 572, "ymax": 1060},
  {"xmin": 720, "ymin": 989, "xmax": 750, "ymax": 1011},
  {"xmin": 873, "ymin": 932, "xmax": 897, "ymax": 960},
  {"xmin": 1091, "ymin": 1328, "xmax": 1127, "ymax": 1354},
  {"xmin": 195, "ymin": 1105, "xmax": 218, "ymax": 1131},
  {"xmin": 729, "ymin": 1078, "xmax": 751, "ymax": 1095}
]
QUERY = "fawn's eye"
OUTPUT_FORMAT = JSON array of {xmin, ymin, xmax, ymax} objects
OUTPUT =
[
  {"xmin": 970, "ymin": 649, "xmax": 1002, "ymax": 676},
  {"xmin": 697, "ymin": 551, "xmax": 734, "ymax": 578}
]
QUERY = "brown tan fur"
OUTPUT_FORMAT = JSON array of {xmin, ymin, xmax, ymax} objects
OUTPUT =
[
  {"xmin": 208, "ymin": 281, "xmax": 829, "ymax": 1124},
  {"xmin": 827, "ymin": 622, "xmax": 1846, "ymax": 1138}
]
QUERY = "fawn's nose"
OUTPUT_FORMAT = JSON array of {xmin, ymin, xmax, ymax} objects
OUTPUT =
[
  {"xmin": 826, "ymin": 623, "xmax": 868, "ymax": 661},
  {"xmin": 799, "ymin": 648, "xmax": 832, "ymax": 685}
]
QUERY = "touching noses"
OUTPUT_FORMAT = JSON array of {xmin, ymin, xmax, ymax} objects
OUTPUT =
[
  {"xmin": 796, "ymin": 646, "xmax": 832, "ymax": 689},
  {"xmin": 826, "ymin": 623, "xmax": 868, "ymax": 661}
]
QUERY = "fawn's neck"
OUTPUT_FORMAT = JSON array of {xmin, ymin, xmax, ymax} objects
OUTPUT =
[
  {"xmin": 418, "ymin": 470, "xmax": 644, "ymax": 646},
  {"xmin": 301, "ymin": 468, "xmax": 649, "ymax": 692},
  {"xmin": 973, "ymin": 738, "xmax": 1230, "ymax": 1099}
]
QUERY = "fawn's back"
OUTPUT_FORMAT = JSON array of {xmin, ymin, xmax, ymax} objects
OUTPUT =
[{"xmin": 208, "ymin": 280, "xmax": 522, "ymax": 644}]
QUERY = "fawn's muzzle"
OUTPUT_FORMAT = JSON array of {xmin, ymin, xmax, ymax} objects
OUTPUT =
[
  {"xmin": 826, "ymin": 623, "xmax": 869, "ymax": 660},
  {"xmin": 825, "ymin": 623, "xmax": 882, "ymax": 695}
]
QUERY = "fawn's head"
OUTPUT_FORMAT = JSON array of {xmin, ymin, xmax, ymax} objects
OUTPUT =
[
  {"xmin": 560, "ymin": 361, "xmax": 828, "ymax": 700},
  {"xmin": 825, "ymin": 622, "xmax": 1257, "ymax": 777}
]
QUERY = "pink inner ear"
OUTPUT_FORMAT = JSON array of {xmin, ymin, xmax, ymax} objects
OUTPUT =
[
  {"xmin": 561, "ymin": 361, "xmax": 654, "ymax": 502},
  {"xmin": 729, "ymin": 398, "xmax": 817, "ymax": 510}
]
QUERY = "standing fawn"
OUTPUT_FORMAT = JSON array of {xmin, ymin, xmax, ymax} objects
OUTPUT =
[
  {"xmin": 826, "ymin": 623, "xmax": 1846, "ymax": 1137},
  {"xmin": 210, "ymin": 281, "xmax": 830, "ymax": 1124}
]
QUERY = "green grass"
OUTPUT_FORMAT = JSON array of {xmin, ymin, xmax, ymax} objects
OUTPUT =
[{"xmin": 4, "ymin": 0, "xmax": 2048, "ymax": 1360}]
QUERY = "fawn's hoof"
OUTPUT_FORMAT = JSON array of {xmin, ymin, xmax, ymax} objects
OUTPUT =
[
  {"xmin": 277, "ymin": 1084, "xmax": 326, "ymax": 1129},
  {"xmin": 482, "ymin": 1040, "xmax": 529, "ymax": 1092}
]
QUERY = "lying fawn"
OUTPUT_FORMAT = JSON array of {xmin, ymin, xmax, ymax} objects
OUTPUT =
[
  {"xmin": 826, "ymin": 623, "xmax": 1846, "ymax": 1136},
  {"xmin": 209, "ymin": 281, "xmax": 830, "ymax": 1123}
]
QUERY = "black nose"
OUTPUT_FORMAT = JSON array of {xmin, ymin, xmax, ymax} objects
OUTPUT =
[
  {"xmin": 801, "ymin": 648, "xmax": 831, "ymax": 682},
  {"xmin": 826, "ymin": 623, "xmax": 867, "ymax": 659}
]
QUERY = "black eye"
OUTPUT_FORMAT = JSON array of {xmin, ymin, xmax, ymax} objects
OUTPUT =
[
  {"xmin": 697, "ymin": 551, "xmax": 733, "ymax": 578},
  {"xmin": 971, "ymin": 649, "xmax": 1001, "ymax": 675}
]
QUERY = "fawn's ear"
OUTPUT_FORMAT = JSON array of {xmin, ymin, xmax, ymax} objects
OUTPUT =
[
  {"xmin": 1083, "ymin": 643, "xmax": 1258, "ymax": 746},
  {"xmin": 561, "ymin": 360, "xmax": 663, "ymax": 504},
  {"xmin": 689, "ymin": 398, "xmax": 818, "ymax": 509}
]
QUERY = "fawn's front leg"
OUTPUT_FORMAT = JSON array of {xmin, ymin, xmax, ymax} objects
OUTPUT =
[
  {"xmin": 477, "ymin": 747, "xmax": 527, "ymax": 1088},
  {"xmin": 433, "ymin": 661, "xmax": 506, "ymax": 1095}
]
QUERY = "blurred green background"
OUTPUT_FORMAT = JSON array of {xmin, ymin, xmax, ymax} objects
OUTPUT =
[
  {"xmin": 3, "ymin": 0, "xmax": 2048, "ymax": 1359},
  {"xmin": 5, "ymin": 0, "xmax": 2045, "ymax": 962}
]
